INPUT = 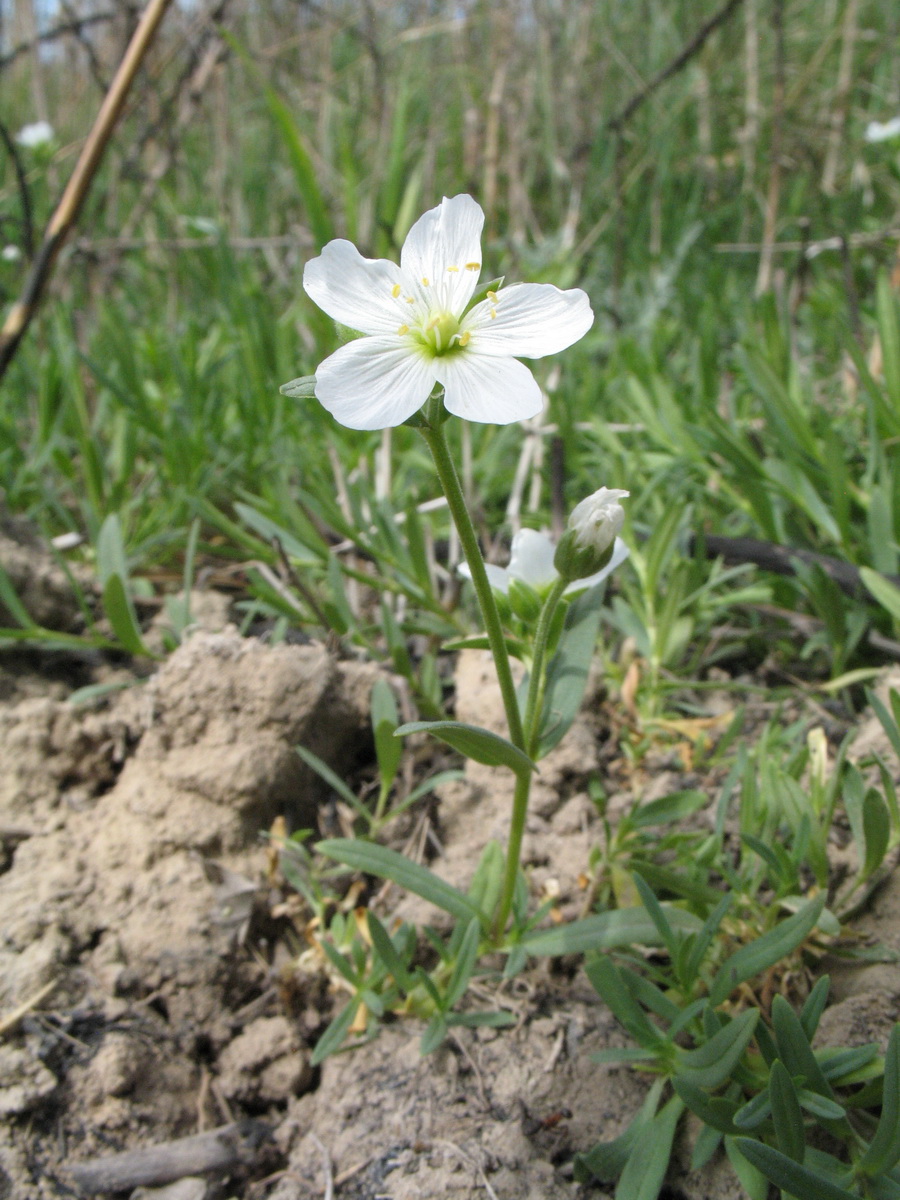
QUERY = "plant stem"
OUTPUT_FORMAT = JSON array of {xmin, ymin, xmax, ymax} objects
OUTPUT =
[
  {"xmin": 419, "ymin": 415, "xmax": 525, "ymax": 752},
  {"xmin": 494, "ymin": 575, "xmax": 568, "ymax": 937},
  {"xmin": 420, "ymin": 408, "xmax": 537, "ymax": 941}
]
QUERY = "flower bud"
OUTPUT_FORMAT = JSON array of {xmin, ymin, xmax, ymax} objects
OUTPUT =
[{"xmin": 553, "ymin": 488, "xmax": 628, "ymax": 583}]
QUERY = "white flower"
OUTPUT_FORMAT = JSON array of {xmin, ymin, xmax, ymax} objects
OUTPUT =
[
  {"xmin": 16, "ymin": 121, "xmax": 54, "ymax": 148},
  {"xmin": 864, "ymin": 117, "xmax": 900, "ymax": 143},
  {"xmin": 554, "ymin": 488, "xmax": 629, "ymax": 583},
  {"xmin": 301, "ymin": 194, "xmax": 594, "ymax": 430},
  {"xmin": 2, "ymin": 245, "xmax": 22, "ymax": 262},
  {"xmin": 461, "ymin": 527, "xmax": 629, "ymax": 597}
]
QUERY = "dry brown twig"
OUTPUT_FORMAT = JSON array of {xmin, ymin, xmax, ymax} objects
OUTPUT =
[{"xmin": 0, "ymin": 0, "xmax": 175, "ymax": 384}]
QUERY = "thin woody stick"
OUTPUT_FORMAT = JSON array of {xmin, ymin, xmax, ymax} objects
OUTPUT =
[{"xmin": 0, "ymin": 0, "xmax": 174, "ymax": 383}]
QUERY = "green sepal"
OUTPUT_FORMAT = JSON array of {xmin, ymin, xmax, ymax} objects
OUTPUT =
[{"xmin": 279, "ymin": 374, "xmax": 318, "ymax": 398}]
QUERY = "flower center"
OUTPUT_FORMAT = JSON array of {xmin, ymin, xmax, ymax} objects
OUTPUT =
[{"xmin": 397, "ymin": 310, "xmax": 469, "ymax": 357}]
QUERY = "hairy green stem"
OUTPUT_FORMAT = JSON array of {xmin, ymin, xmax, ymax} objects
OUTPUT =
[{"xmin": 419, "ymin": 414, "xmax": 525, "ymax": 752}]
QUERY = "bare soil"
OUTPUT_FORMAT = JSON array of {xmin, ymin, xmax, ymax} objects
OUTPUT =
[{"xmin": 1, "ymin": 533, "xmax": 899, "ymax": 1200}]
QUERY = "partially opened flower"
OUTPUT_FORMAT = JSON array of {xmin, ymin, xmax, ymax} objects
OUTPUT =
[
  {"xmin": 461, "ymin": 527, "xmax": 629, "ymax": 597},
  {"xmin": 554, "ymin": 487, "xmax": 629, "ymax": 583},
  {"xmin": 301, "ymin": 194, "xmax": 593, "ymax": 430}
]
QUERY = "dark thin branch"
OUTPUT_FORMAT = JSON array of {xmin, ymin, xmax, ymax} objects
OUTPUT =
[
  {"xmin": 0, "ymin": 10, "xmax": 117, "ymax": 73},
  {"xmin": 0, "ymin": 118, "xmax": 35, "ymax": 259},
  {"xmin": 688, "ymin": 532, "xmax": 900, "ymax": 599},
  {"xmin": 607, "ymin": 0, "xmax": 745, "ymax": 133}
]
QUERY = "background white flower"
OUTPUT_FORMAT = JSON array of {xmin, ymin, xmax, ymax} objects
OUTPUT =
[
  {"xmin": 302, "ymin": 194, "xmax": 594, "ymax": 430},
  {"xmin": 16, "ymin": 121, "xmax": 54, "ymax": 148},
  {"xmin": 864, "ymin": 117, "xmax": 900, "ymax": 143},
  {"xmin": 461, "ymin": 527, "xmax": 629, "ymax": 596}
]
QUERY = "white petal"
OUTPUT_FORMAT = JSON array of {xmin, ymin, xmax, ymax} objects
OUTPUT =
[
  {"xmin": 459, "ymin": 561, "xmax": 511, "ymax": 593},
  {"xmin": 434, "ymin": 353, "xmax": 544, "ymax": 425},
  {"xmin": 508, "ymin": 529, "xmax": 557, "ymax": 588},
  {"xmin": 304, "ymin": 241, "xmax": 409, "ymax": 336},
  {"xmin": 314, "ymin": 338, "xmax": 436, "ymax": 429},
  {"xmin": 564, "ymin": 537, "xmax": 630, "ymax": 595},
  {"xmin": 400, "ymin": 195, "xmax": 484, "ymax": 316},
  {"xmin": 462, "ymin": 283, "xmax": 593, "ymax": 358}
]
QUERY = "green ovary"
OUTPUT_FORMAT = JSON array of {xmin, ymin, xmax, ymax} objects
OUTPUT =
[{"xmin": 416, "ymin": 311, "xmax": 463, "ymax": 355}]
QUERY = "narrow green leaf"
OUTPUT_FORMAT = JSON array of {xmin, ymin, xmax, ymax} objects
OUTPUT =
[
  {"xmin": 796, "ymin": 1090, "xmax": 845, "ymax": 1121},
  {"xmin": 859, "ymin": 1024, "xmax": 900, "ymax": 1176},
  {"xmin": 676, "ymin": 1009, "xmax": 759, "ymax": 1089},
  {"xmin": 734, "ymin": 1090, "xmax": 772, "ymax": 1130},
  {"xmin": 444, "ymin": 918, "xmax": 482, "ymax": 1010},
  {"xmin": 585, "ymin": 956, "xmax": 666, "ymax": 1049},
  {"xmin": 769, "ymin": 1060, "xmax": 806, "ymax": 1163},
  {"xmin": 574, "ymin": 1082, "xmax": 665, "ymax": 1184},
  {"xmin": 0, "ymin": 561, "xmax": 37, "ymax": 628},
  {"xmin": 684, "ymin": 893, "xmax": 733, "ymax": 983},
  {"xmin": 310, "ymin": 995, "xmax": 363, "ymax": 1065},
  {"xmin": 317, "ymin": 839, "xmax": 484, "ymax": 925},
  {"xmin": 862, "ymin": 789, "xmax": 891, "ymax": 881},
  {"xmin": 708, "ymin": 896, "xmax": 825, "ymax": 1007},
  {"xmin": 673, "ymin": 1078, "xmax": 740, "ymax": 1137},
  {"xmin": 102, "ymin": 575, "xmax": 148, "ymax": 657},
  {"xmin": 296, "ymin": 745, "xmax": 367, "ymax": 815},
  {"xmin": 868, "ymin": 688, "xmax": 900, "ymax": 761},
  {"xmin": 861, "ymin": 567, "xmax": 900, "ymax": 623},
  {"xmin": 733, "ymin": 1139, "xmax": 858, "ymax": 1200},
  {"xmin": 421, "ymin": 1014, "xmax": 448, "ymax": 1056},
  {"xmin": 800, "ymin": 976, "xmax": 831, "ymax": 1041},
  {"xmin": 629, "ymin": 788, "xmax": 709, "ymax": 829},
  {"xmin": 877, "ymin": 271, "xmax": 900, "ymax": 409},
  {"xmin": 615, "ymin": 1096, "xmax": 683, "ymax": 1200},
  {"xmin": 371, "ymin": 678, "xmax": 402, "ymax": 793},
  {"xmin": 522, "ymin": 906, "xmax": 702, "ymax": 956},
  {"xmin": 724, "ymin": 1136, "xmax": 770, "ymax": 1200},
  {"xmin": 771, "ymin": 995, "xmax": 835, "ymax": 1102},
  {"xmin": 234, "ymin": 502, "xmax": 318, "ymax": 561},
  {"xmin": 367, "ymin": 912, "xmax": 413, "ymax": 991},
  {"xmin": 395, "ymin": 720, "xmax": 535, "ymax": 776},
  {"xmin": 632, "ymin": 872, "xmax": 679, "ymax": 960}
]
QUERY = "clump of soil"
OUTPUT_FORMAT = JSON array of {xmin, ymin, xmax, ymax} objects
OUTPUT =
[
  {"xmin": 1, "ymin": 546, "xmax": 899, "ymax": 1199},
  {"xmin": 0, "ymin": 626, "xmax": 379, "ymax": 1196}
]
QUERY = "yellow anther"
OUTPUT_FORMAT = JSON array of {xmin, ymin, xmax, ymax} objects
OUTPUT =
[
  {"xmin": 406, "ymin": 296, "xmax": 415, "ymax": 303},
  {"xmin": 490, "ymin": 308, "xmax": 497, "ymax": 319},
  {"xmin": 422, "ymin": 276, "xmax": 430, "ymax": 286},
  {"xmin": 447, "ymin": 265, "xmax": 460, "ymax": 272},
  {"xmin": 397, "ymin": 324, "xmax": 410, "ymax": 335},
  {"xmin": 465, "ymin": 261, "xmax": 481, "ymax": 271},
  {"xmin": 459, "ymin": 330, "xmax": 471, "ymax": 347},
  {"xmin": 391, "ymin": 283, "xmax": 402, "ymax": 298},
  {"xmin": 487, "ymin": 290, "xmax": 498, "ymax": 301}
]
